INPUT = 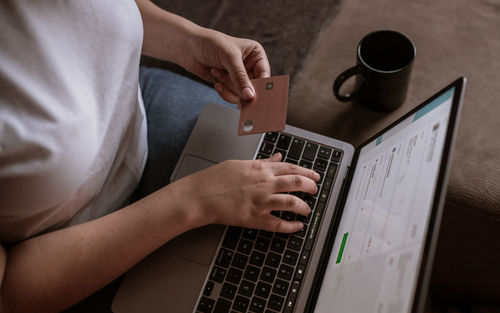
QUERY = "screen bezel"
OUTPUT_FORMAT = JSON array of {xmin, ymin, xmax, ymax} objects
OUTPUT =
[{"xmin": 305, "ymin": 77, "xmax": 466, "ymax": 313}]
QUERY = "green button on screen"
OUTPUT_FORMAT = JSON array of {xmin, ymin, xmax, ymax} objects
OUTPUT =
[{"xmin": 336, "ymin": 232, "xmax": 348, "ymax": 264}]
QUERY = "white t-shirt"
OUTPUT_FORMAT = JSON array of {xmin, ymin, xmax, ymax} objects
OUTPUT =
[{"xmin": 0, "ymin": 0, "xmax": 148, "ymax": 243}]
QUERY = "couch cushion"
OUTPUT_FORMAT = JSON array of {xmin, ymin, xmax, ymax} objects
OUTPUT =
[{"xmin": 288, "ymin": 0, "xmax": 500, "ymax": 303}]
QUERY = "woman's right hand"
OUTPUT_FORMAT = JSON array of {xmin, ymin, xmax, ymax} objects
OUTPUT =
[{"xmin": 171, "ymin": 153, "xmax": 320, "ymax": 233}]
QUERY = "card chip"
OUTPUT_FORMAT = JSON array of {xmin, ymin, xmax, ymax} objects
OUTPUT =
[{"xmin": 266, "ymin": 82, "xmax": 274, "ymax": 90}]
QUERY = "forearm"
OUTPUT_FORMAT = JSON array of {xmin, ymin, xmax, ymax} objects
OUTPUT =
[
  {"xmin": 1, "ymin": 185, "xmax": 203, "ymax": 313},
  {"xmin": 135, "ymin": 0, "xmax": 201, "ymax": 64}
]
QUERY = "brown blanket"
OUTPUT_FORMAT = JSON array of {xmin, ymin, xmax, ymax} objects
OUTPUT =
[{"xmin": 288, "ymin": 0, "xmax": 500, "ymax": 305}]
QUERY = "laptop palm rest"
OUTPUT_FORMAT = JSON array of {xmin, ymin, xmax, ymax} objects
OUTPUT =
[
  {"xmin": 113, "ymin": 103, "xmax": 263, "ymax": 313},
  {"xmin": 165, "ymin": 154, "xmax": 222, "ymax": 266}
]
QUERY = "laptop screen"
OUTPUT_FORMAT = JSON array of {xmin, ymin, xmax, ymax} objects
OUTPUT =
[{"xmin": 313, "ymin": 87, "xmax": 456, "ymax": 313}]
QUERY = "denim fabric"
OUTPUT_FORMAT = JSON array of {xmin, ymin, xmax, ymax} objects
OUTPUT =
[{"xmin": 134, "ymin": 66, "xmax": 234, "ymax": 199}]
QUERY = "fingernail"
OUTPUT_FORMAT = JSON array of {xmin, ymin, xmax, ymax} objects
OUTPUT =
[
  {"xmin": 314, "ymin": 172, "xmax": 320, "ymax": 181},
  {"xmin": 243, "ymin": 87, "xmax": 254, "ymax": 99},
  {"xmin": 298, "ymin": 222, "xmax": 304, "ymax": 230}
]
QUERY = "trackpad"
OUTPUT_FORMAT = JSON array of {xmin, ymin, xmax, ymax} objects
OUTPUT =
[
  {"xmin": 167, "ymin": 154, "xmax": 223, "ymax": 265},
  {"xmin": 164, "ymin": 224, "xmax": 224, "ymax": 265},
  {"xmin": 173, "ymin": 154, "xmax": 216, "ymax": 181}
]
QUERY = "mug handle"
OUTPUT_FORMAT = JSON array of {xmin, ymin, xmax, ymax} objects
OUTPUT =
[{"xmin": 333, "ymin": 65, "xmax": 363, "ymax": 102}]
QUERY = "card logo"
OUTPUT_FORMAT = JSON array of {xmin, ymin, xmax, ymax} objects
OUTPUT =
[{"xmin": 266, "ymin": 82, "xmax": 274, "ymax": 90}]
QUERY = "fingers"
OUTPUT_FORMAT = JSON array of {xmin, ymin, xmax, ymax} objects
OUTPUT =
[
  {"xmin": 251, "ymin": 54, "xmax": 271, "ymax": 79},
  {"xmin": 266, "ymin": 194, "xmax": 311, "ymax": 217},
  {"xmin": 270, "ymin": 161, "xmax": 320, "ymax": 182},
  {"xmin": 260, "ymin": 152, "xmax": 282, "ymax": 162},
  {"xmin": 273, "ymin": 175, "xmax": 318, "ymax": 195},
  {"xmin": 225, "ymin": 54, "xmax": 256, "ymax": 101},
  {"xmin": 214, "ymin": 82, "xmax": 240, "ymax": 104},
  {"xmin": 260, "ymin": 215, "xmax": 304, "ymax": 233}
]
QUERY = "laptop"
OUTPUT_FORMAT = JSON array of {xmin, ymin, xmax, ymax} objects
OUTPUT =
[{"xmin": 112, "ymin": 77, "xmax": 466, "ymax": 313}]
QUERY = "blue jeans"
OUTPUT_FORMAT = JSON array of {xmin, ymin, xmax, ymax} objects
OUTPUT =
[{"xmin": 134, "ymin": 67, "xmax": 233, "ymax": 199}]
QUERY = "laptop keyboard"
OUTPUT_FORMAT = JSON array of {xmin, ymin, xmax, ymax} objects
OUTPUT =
[{"xmin": 196, "ymin": 132, "xmax": 343, "ymax": 313}]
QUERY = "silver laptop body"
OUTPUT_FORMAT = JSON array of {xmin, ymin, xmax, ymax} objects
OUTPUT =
[{"xmin": 112, "ymin": 77, "xmax": 465, "ymax": 313}]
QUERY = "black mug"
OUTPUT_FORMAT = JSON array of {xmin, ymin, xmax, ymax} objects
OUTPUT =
[{"xmin": 333, "ymin": 30, "xmax": 416, "ymax": 111}]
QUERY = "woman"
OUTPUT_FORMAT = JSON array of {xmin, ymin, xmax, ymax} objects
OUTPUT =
[{"xmin": 0, "ymin": 1, "xmax": 319, "ymax": 312}]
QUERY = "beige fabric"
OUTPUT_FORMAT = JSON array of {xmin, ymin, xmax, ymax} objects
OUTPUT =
[{"xmin": 288, "ymin": 0, "xmax": 500, "ymax": 302}]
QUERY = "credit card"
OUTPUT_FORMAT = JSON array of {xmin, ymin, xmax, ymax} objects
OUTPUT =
[{"xmin": 238, "ymin": 75, "xmax": 289, "ymax": 136}]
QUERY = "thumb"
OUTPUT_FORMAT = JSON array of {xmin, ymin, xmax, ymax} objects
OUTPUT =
[{"xmin": 226, "ymin": 55, "xmax": 255, "ymax": 101}]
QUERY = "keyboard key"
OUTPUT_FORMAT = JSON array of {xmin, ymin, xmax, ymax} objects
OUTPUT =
[
  {"xmin": 295, "ymin": 224, "xmax": 308, "ymax": 238},
  {"xmin": 315, "ymin": 184, "xmax": 321, "ymax": 196},
  {"xmin": 302, "ymin": 142, "xmax": 318, "ymax": 161},
  {"xmin": 277, "ymin": 264, "xmax": 294, "ymax": 280},
  {"xmin": 232, "ymin": 253, "xmax": 248, "ymax": 269},
  {"xmin": 318, "ymin": 146, "xmax": 332, "ymax": 159},
  {"xmin": 221, "ymin": 282, "xmax": 237, "ymax": 300},
  {"xmin": 260, "ymin": 266, "xmax": 277, "ymax": 283},
  {"xmin": 281, "ymin": 211, "xmax": 296, "ymax": 222},
  {"xmin": 255, "ymin": 237, "xmax": 271, "ymax": 252},
  {"xmin": 244, "ymin": 265, "xmax": 260, "ymax": 282},
  {"xmin": 317, "ymin": 171, "xmax": 325, "ymax": 184},
  {"xmin": 238, "ymin": 280, "xmax": 255, "ymax": 297},
  {"xmin": 210, "ymin": 267, "xmax": 227, "ymax": 283},
  {"xmin": 233, "ymin": 295, "xmax": 250, "ymax": 312},
  {"xmin": 270, "ymin": 238, "xmax": 286, "ymax": 254},
  {"xmin": 318, "ymin": 188, "xmax": 329, "ymax": 203},
  {"xmin": 259, "ymin": 230, "xmax": 274, "ymax": 238},
  {"xmin": 250, "ymin": 296, "xmax": 267, "ymax": 313},
  {"xmin": 323, "ymin": 175, "xmax": 334, "ymax": 190},
  {"xmin": 237, "ymin": 239, "xmax": 253, "ymax": 255},
  {"xmin": 204, "ymin": 280, "xmax": 214, "ymax": 296},
  {"xmin": 326, "ymin": 163, "xmax": 338, "ymax": 178},
  {"xmin": 285, "ymin": 158, "xmax": 298, "ymax": 165},
  {"xmin": 226, "ymin": 267, "xmax": 243, "ymax": 284},
  {"xmin": 283, "ymin": 249, "xmax": 299, "ymax": 266},
  {"xmin": 284, "ymin": 281, "xmax": 301, "ymax": 313},
  {"xmin": 216, "ymin": 249, "xmax": 234, "ymax": 268},
  {"xmin": 268, "ymin": 294, "xmax": 285, "ymax": 311},
  {"xmin": 265, "ymin": 252, "xmax": 281, "ymax": 268},
  {"xmin": 273, "ymin": 279, "xmax": 289, "ymax": 296},
  {"xmin": 222, "ymin": 227, "xmax": 242, "ymax": 250},
  {"xmin": 264, "ymin": 132, "xmax": 279, "ymax": 144},
  {"xmin": 302, "ymin": 195, "xmax": 316, "ymax": 210},
  {"xmin": 260, "ymin": 142, "xmax": 274, "ymax": 155},
  {"xmin": 273, "ymin": 148, "xmax": 287, "ymax": 160},
  {"xmin": 256, "ymin": 153, "xmax": 269, "ymax": 160},
  {"xmin": 288, "ymin": 138, "xmax": 305, "ymax": 160},
  {"xmin": 198, "ymin": 296, "xmax": 215, "ymax": 313},
  {"xmin": 249, "ymin": 251, "xmax": 265, "ymax": 267},
  {"xmin": 242, "ymin": 228, "xmax": 258, "ymax": 240},
  {"xmin": 313, "ymin": 158, "xmax": 328, "ymax": 172},
  {"xmin": 255, "ymin": 281, "xmax": 272, "ymax": 298},
  {"xmin": 299, "ymin": 159, "xmax": 313, "ymax": 169},
  {"xmin": 276, "ymin": 134, "xmax": 292, "ymax": 150},
  {"xmin": 295, "ymin": 264, "xmax": 306, "ymax": 280},
  {"xmin": 331, "ymin": 149, "xmax": 342, "ymax": 162},
  {"xmin": 296, "ymin": 212, "xmax": 311, "ymax": 224},
  {"xmin": 214, "ymin": 298, "xmax": 232, "ymax": 313},
  {"xmin": 299, "ymin": 250, "xmax": 310, "ymax": 265},
  {"xmin": 287, "ymin": 236, "xmax": 303, "ymax": 251},
  {"xmin": 275, "ymin": 232, "xmax": 290, "ymax": 240}
]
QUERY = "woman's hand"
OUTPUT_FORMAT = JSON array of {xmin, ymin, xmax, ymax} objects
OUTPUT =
[
  {"xmin": 136, "ymin": 1, "xmax": 270, "ymax": 105},
  {"xmin": 180, "ymin": 27, "xmax": 271, "ymax": 105},
  {"xmin": 173, "ymin": 153, "xmax": 320, "ymax": 233}
]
